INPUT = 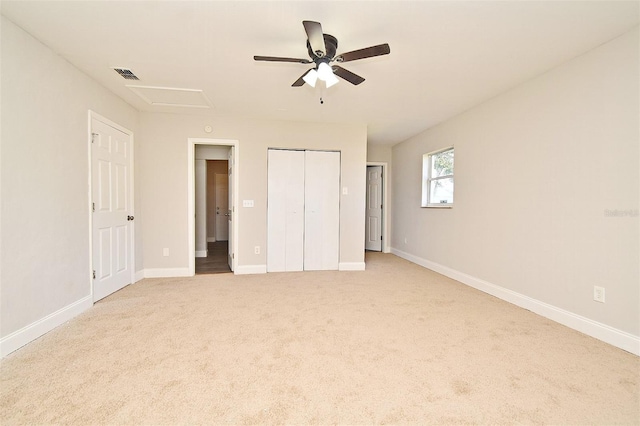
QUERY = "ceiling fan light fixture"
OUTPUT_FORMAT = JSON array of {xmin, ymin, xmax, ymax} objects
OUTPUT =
[
  {"xmin": 325, "ymin": 71, "xmax": 339, "ymax": 88},
  {"xmin": 302, "ymin": 69, "xmax": 318, "ymax": 87},
  {"xmin": 254, "ymin": 21, "xmax": 389, "ymax": 90},
  {"xmin": 317, "ymin": 62, "xmax": 333, "ymax": 81}
]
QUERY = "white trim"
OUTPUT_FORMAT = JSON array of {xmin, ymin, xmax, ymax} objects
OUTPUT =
[
  {"xmin": 134, "ymin": 270, "xmax": 145, "ymax": 283},
  {"xmin": 234, "ymin": 264, "xmax": 267, "ymax": 275},
  {"xmin": 207, "ymin": 237, "xmax": 216, "ymax": 243},
  {"xmin": 195, "ymin": 250, "xmax": 208, "ymax": 258},
  {"xmin": 391, "ymin": 248, "xmax": 640, "ymax": 356},
  {"xmin": 143, "ymin": 268, "xmax": 191, "ymax": 278},
  {"xmin": 1, "ymin": 296, "xmax": 93, "ymax": 357},
  {"xmin": 188, "ymin": 139, "xmax": 239, "ymax": 276},
  {"xmin": 88, "ymin": 111, "xmax": 136, "ymax": 302},
  {"xmin": 339, "ymin": 262, "xmax": 366, "ymax": 271},
  {"xmin": 366, "ymin": 161, "xmax": 390, "ymax": 253}
]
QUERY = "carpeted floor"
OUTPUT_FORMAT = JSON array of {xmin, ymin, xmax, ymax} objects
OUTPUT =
[{"xmin": 1, "ymin": 253, "xmax": 638, "ymax": 424}]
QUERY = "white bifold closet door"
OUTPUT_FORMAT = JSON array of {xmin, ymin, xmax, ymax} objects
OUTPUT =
[
  {"xmin": 303, "ymin": 150, "xmax": 340, "ymax": 270},
  {"xmin": 267, "ymin": 149, "xmax": 305, "ymax": 272},
  {"xmin": 267, "ymin": 149, "xmax": 340, "ymax": 272}
]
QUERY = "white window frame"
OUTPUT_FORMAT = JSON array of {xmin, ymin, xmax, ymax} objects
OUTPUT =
[{"xmin": 422, "ymin": 147, "xmax": 454, "ymax": 208}]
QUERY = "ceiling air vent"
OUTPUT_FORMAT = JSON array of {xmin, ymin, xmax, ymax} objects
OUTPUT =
[{"xmin": 112, "ymin": 68, "xmax": 139, "ymax": 80}]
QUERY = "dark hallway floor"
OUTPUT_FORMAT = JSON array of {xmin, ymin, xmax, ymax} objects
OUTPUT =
[{"xmin": 195, "ymin": 241, "xmax": 231, "ymax": 274}]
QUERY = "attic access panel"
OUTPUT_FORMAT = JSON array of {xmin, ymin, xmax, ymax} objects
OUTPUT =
[{"xmin": 126, "ymin": 85, "xmax": 212, "ymax": 108}]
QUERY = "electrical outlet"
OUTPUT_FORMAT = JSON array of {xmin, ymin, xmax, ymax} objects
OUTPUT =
[
  {"xmin": 163, "ymin": 248, "xmax": 169, "ymax": 257},
  {"xmin": 254, "ymin": 246, "xmax": 260, "ymax": 255},
  {"xmin": 593, "ymin": 286, "xmax": 605, "ymax": 303}
]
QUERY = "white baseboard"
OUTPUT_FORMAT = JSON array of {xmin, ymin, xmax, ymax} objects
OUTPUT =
[
  {"xmin": 339, "ymin": 262, "xmax": 366, "ymax": 271},
  {"xmin": 1, "ymin": 295, "xmax": 93, "ymax": 357},
  {"xmin": 144, "ymin": 268, "xmax": 191, "ymax": 278},
  {"xmin": 207, "ymin": 237, "xmax": 216, "ymax": 243},
  {"xmin": 235, "ymin": 264, "xmax": 267, "ymax": 275},
  {"xmin": 391, "ymin": 248, "xmax": 640, "ymax": 356},
  {"xmin": 134, "ymin": 270, "xmax": 145, "ymax": 283},
  {"xmin": 195, "ymin": 250, "xmax": 208, "ymax": 258}
]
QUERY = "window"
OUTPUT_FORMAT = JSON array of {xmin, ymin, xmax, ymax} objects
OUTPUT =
[{"xmin": 422, "ymin": 147, "xmax": 454, "ymax": 207}]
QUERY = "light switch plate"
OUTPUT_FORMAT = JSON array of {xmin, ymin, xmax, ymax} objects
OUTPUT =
[{"xmin": 243, "ymin": 200, "xmax": 254, "ymax": 208}]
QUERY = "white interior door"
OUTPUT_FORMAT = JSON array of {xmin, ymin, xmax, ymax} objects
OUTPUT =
[
  {"xmin": 91, "ymin": 117, "xmax": 133, "ymax": 302},
  {"xmin": 267, "ymin": 149, "xmax": 305, "ymax": 272},
  {"xmin": 215, "ymin": 173, "xmax": 229, "ymax": 241},
  {"xmin": 227, "ymin": 148, "xmax": 234, "ymax": 271},
  {"xmin": 365, "ymin": 165, "xmax": 383, "ymax": 251},
  {"xmin": 304, "ymin": 150, "xmax": 340, "ymax": 271}
]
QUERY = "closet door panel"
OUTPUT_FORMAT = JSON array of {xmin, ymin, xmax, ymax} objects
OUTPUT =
[
  {"xmin": 304, "ymin": 150, "xmax": 340, "ymax": 270},
  {"xmin": 267, "ymin": 149, "xmax": 305, "ymax": 272}
]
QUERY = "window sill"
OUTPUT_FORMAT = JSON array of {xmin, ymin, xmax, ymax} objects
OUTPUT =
[{"xmin": 422, "ymin": 205, "xmax": 453, "ymax": 209}]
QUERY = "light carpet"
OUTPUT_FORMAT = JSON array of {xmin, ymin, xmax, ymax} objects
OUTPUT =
[{"xmin": 1, "ymin": 253, "xmax": 638, "ymax": 424}]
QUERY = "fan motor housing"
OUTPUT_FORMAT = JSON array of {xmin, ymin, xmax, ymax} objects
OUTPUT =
[{"xmin": 307, "ymin": 34, "xmax": 338, "ymax": 60}]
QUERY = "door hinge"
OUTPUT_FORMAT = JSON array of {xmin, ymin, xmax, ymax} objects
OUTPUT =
[
  {"xmin": 92, "ymin": 270, "xmax": 96, "ymax": 279},
  {"xmin": 91, "ymin": 132, "xmax": 98, "ymax": 144},
  {"xmin": 232, "ymin": 253, "xmax": 235, "ymax": 259},
  {"xmin": 381, "ymin": 235, "xmax": 383, "ymax": 240},
  {"xmin": 92, "ymin": 202, "xmax": 95, "ymax": 212}
]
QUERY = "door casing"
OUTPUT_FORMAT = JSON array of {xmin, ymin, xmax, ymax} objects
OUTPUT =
[{"xmin": 188, "ymin": 138, "xmax": 238, "ymax": 275}]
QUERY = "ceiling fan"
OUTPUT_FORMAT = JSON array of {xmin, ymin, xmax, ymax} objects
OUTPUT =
[{"xmin": 254, "ymin": 20, "xmax": 390, "ymax": 88}]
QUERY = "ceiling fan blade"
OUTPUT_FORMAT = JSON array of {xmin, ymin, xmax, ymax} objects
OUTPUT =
[
  {"xmin": 292, "ymin": 69, "xmax": 314, "ymax": 87},
  {"xmin": 303, "ymin": 20, "xmax": 326, "ymax": 57},
  {"xmin": 332, "ymin": 65, "xmax": 365, "ymax": 85},
  {"xmin": 336, "ymin": 43, "xmax": 390, "ymax": 63},
  {"xmin": 254, "ymin": 55, "xmax": 312, "ymax": 64}
]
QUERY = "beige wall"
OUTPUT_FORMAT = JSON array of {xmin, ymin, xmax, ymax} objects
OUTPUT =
[
  {"xmin": 392, "ymin": 28, "xmax": 639, "ymax": 337},
  {"xmin": 0, "ymin": 17, "xmax": 139, "ymax": 339},
  {"xmin": 138, "ymin": 113, "xmax": 367, "ymax": 272},
  {"xmin": 367, "ymin": 144, "xmax": 392, "ymax": 164}
]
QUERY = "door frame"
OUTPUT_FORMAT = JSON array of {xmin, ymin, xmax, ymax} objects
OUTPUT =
[
  {"xmin": 188, "ymin": 138, "xmax": 239, "ymax": 275},
  {"xmin": 366, "ymin": 161, "xmax": 390, "ymax": 253},
  {"xmin": 87, "ymin": 110, "xmax": 136, "ymax": 301}
]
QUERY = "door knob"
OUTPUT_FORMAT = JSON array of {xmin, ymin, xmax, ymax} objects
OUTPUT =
[{"xmin": 127, "ymin": 215, "xmax": 134, "ymax": 221}]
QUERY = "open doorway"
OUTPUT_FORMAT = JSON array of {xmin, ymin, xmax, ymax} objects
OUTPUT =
[
  {"xmin": 188, "ymin": 138, "xmax": 239, "ymax": 276},
  {"xmin": 195, "ymin": 160, "xmax": 230, "ymax": 274}
]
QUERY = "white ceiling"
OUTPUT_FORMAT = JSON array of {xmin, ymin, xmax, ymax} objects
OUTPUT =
[{"xmin": 2, "ymin": 1, "xmax": 638, "ymax": 145}]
